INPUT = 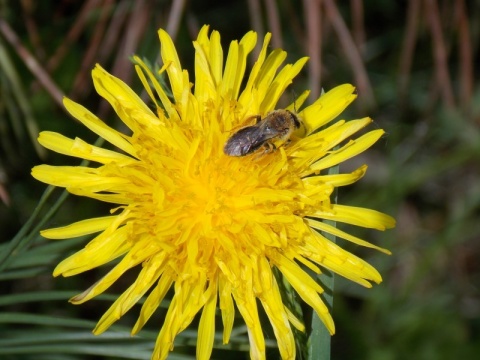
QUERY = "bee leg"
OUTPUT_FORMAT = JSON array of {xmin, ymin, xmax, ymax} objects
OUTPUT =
[
  {"xmin": 251, "ymin": 142, "xmax": 276, "ymax": 161},
  {"xmin": 263, "ymin": 141, "xmax": 276, "ymax": 154}
]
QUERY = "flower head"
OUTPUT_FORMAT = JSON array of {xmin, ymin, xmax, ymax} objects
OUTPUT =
[{"xmin": 32, "ymin": 25, "xmax": 395, "ymax": 359}]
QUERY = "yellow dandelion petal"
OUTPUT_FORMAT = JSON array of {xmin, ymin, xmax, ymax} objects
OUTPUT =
[
  {"xmin": 132, "ymin": 272, "xmax": 174, "ymax": 334},
  {"xmin": 307, "ymin": 129, "xmax": 385, "ymax": 175},
  {"xmin": 194, "ymin": 26, "xmax": 223, "ymax": 88},
  {"xmin": 40, "ymin": 216, "xmax": 116, "ymax": 239},
  {"xmin": 289, "ymin": 118, "xmax": 373, "ymax": 174},
  {"xmin": 229, "ymin": 31, "xmax": 257, "ymax": 100},
  {"xmin": 254, "ymin": 49, "xmax": 287, "ymax": 110},
  {"xmin": 197, "ymin": 280, "xmax": 218, "ymax": 360},
  {"xmin": 63, "ymin": 97, "xmax": 136, "ymax": 156},
  {"xmin": 260, "ymin": 56, "xmax": 309, "ymax": 114},
  {"xmin": 133, "ymin": 56, "xmax": 176, "ymax": 119},
  {"xmin": 38, "ymin": 132, "xmax": 130, "ymax": 164},
  {"xmin": 304, "ymin": 164, "xmax": 367, "ymax": 187},
  {"xmin": 158, "ymin": 28, "xmax": 187, "ymax": 106},
  {"xmin": 311, "ymin": 204, "xmax": 396, "ymax": 230},
  {"xmin": 273, "ymin": 252, "xmax": 335, "ymax": 335},
  {"xmin": 258, "ymin": 261, "xmax": 295, "ymax": 359},
  {"xmin": 302, "ymin": 231, "xmax": 383, "ymax": 286},
  {"xmin": 284, "ymin": 306, "xmax": 305, "ymax": 332},
  {"xmin": 301, "ymin": 83, "xmax": 357, "ymax": 134},
  {"xmin": 287, "ymin": 89, "xmax": 310, "ymax": 114},
  {"xmin": 233, "ymin": 288, "xmax": 266, "ymax": 360},
  {"xmin": 32, "ymin": 165, "xmax": 129, "ymax": 190},
  {"xmin": 153, "ymin": 278, "xmax": 209, "ymax": 359},
  {"xmin": 218, "ymin": 273, "xmax": 235, "ymax": 344},
  {"xmin": 93, "ymin": 251, "xmax": 166, "ymax": 334},
  {"xmin": 196, "ymin": 24, "xmax": 211, "ymax": 44},
  {"xmin": 92, "ymin": 65, "xmax": 156, "ymax": 131},
  {"xmin": 54, "ymin": 225, "xmax": 129, "ymax": 277},
  {"xmin": 238, "ymin": 32, "xmax": 272, "ymax": 113},
  {"xmin": 67, "ymin": 188, "xmax": 131, "ymax": 204},
  {"xmin": 306, "ymin": 218, "xmax": 391, "ymax": 254},
  {"xmin": 193, "ymin": 41, "xmax": 217, "ymax": 101},
  {"xmin": 33, "ymin": 26, "xmax": 395, "ymax": 360},
  {"xmin": 220, "ymin": 40, "xmax": 240, "ymax": 98},
  {"xmin": 208, "ymin": 31, "xmax": 224, "ymax": 85}
]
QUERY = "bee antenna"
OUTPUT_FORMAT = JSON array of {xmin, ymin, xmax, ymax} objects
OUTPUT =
[{"xmin": 291, "ymin": 90, "xmax": 298, "ymax": 113}]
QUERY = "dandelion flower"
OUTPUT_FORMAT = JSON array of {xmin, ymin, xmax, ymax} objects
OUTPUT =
[{"xmin": 32, "ymin": 25, "xmax": 395, "ymax": 360}]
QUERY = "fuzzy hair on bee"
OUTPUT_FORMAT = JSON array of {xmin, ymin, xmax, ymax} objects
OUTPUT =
[{"xmin": 223, "ymin": 109, "xmax": 302, "ymax": 157}]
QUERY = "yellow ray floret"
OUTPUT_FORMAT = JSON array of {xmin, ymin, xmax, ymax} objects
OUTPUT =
[{"xmin": 41, "ymin": 216, "xmax": 117, "ymax": 239}]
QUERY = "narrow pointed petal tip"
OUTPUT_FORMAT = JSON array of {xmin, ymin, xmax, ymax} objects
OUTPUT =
[{"xmin": 301, "ymin": 83, "xmax": 357, "ymax": 134}]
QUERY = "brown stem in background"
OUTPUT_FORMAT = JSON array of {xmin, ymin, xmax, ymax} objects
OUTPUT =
[
  {"xmin": 247, "ymin": 0, "xmax": 265, "ymax": 59},
  {"xmin": 20, "ymin": 0, "xmax": 46, "ymax": 61},
  {"xmin": 155, "ymin": 0, "xmax": 186, "ymax": 69},
  {"xmin": 285, "ymin": 0, "xmax": 306, "ymax": 51},
  {"xmin": 97, "ymin": 0, "xmax": 131, "ymax": 63},
  {"xmin": 111, "ymin": 0, "xmax": 149, "ymax": 79},
  {"xmin": 398, "ymin": 0, "xmax": 420, "ymax": 105},
  {"xmin": 303, "ymin": 0, "xmax": 322, "ymax": 99},
  {"xmin": 323, "ymin": 0, "xmax": 375, "ymax": 108},
  {"xmin": 185, "ymin": 12, "xmax": 200, "ymax": 41},
  {"xmin": 166, "ymin": 0, "xmax": 187, "ymax": 41},
  {"xmin": 264, "ymin": 0, "xmax": 283, "ymax": 49},
  {"xmin": 71, "ymin": 0, "xmax": 114, "ymax": 99},
  {"xmin": 0, "ymin": 183, "xmax": 10, "ymax": 206},
  {"xmin": 0, "ymin": 19, "xmax": 64, "ymax": 107},
  {"xmin": 455, "ymin": 0, "xmax": 473, "ymax": 113},
  {"xmin": 350, "ymin": 0, "xmax": 365, "ymax": 56},
  {"xmin": 46, "ymin": 0, "xmax": 101, "ymax": 73},
  {"xmin": 424, "ymin": 0, "xmax": 455, "ymax": 109}
]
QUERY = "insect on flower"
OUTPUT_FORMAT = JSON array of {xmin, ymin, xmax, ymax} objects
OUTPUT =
[{"xmin": 223, "ymin": 109, "xmax": 302, "ymax": 156}]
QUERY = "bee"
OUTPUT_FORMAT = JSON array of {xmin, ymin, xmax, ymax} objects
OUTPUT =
[{"xmin": 223, "ymin": 109, "xmax": 302, "ymax": 156}]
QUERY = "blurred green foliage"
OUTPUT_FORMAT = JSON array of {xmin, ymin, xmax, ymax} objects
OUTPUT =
[{"xmin": 1, "ymin": 0, "xmax": 479, "ymax": 359}]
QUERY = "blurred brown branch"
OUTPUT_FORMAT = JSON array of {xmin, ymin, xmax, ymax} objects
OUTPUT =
[
  {"xmin": 455, "ymin": 0, "xmax": 473, "ymax": 113},
  {"xmin": 323, "ymin": 0, "xmax": 375, "ymax": 108},
  {"xmin": 166, "ymin": 0, "xmax": 187, "ymax": 41},
  {"xmin": 0, "ymin": 18, "xmax": 64, "ymax": 107},
  {"xmin": 71, "ymin": 0, "xmax": 115, "ymax": 98},
  {"xmin": 425, "ymin": 0, "xmax": 455, "ymax": 109},
  {"xmin": 45, "ymin": 0, "xmax": 101, "ymax": 74},
  {"xmin": 399, "ymin": 0, "xmax": 420, "ymax": 104},
  {"xmin": 303, "ymin": 0, "xmax": 322, "ymax": 99},
  {"xmin": 350, "ymin": 0, "xmax": 365, "ymax": 56},
  {"xmin": 247, "ymin": 0, "xmax": 265, "ymax": 58},
  {"xmin": 264, "ymin": 0, "xmax": 283, "ymax": 49}
]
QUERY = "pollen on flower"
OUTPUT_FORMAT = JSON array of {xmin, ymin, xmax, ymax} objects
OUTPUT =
[{"xmin": 32, "ymin": 24, "xmax": 395, "ymax": 360}]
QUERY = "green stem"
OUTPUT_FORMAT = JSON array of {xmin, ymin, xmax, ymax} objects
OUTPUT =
[
  {"xmin": 0, "ymin": 186, "xmax": 69, "ymax": 272},
  {"xmin": 308, "ymin": 162, "xmax": 338, "ymax": 360}
]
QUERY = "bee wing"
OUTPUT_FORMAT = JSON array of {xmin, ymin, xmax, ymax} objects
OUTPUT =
[
  {"xmin": 224, "ymin": 126, "xmax": 269, "ymax": 156},
  {"xmin": 227, "ymin": 115, "xmax": 262, "ymax": 135}
]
